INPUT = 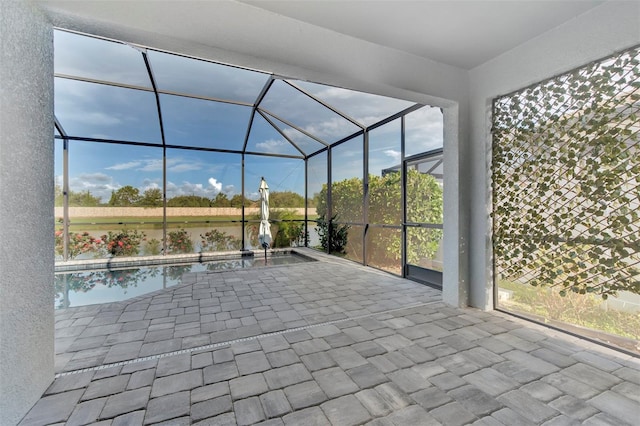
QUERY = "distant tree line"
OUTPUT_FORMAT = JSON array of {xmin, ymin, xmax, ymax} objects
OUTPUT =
[{"xmin": 55, "ymin": 185, "xmax": 308, "ymax": 208}]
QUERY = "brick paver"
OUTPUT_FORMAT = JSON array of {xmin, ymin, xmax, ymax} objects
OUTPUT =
[
  {"xmin": 144, "ymin": 390, "xmax": 190, "ymax": 424},
  {"xmin": 260, "ymin": 389, "xmax": 292, "ymax": 418},
  {"xmin": 234, "ymin": 396, "xmax": 265, "ymax": 425},
  {"xmin": 284, "ymin": 380, "xmax": 328, "ymax": 410},
  {"xmin": 21, "ymin": 249, "xmax": 640, "ymax": 425},
  {"xmin": 321, "ymin": 394, "xmax": 371, "ymax": 425},
  {"xmin": 20, "ymin": 390, "xmax": 84, "ymax": 426},
  {"xmin": 230, "ymin": 373, "xmax": 269, "ymax": 400}
]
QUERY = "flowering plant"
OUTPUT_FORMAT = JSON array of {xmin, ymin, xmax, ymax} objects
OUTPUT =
[
  {"xmin": 166, "ymin": 228, "xmax": 194, "ymax": 254},
  {"xmin": 55, "ymin": 230, "xmax": 102, "ymax": 259},
  {"xmin": 100, "ymin": 229, "xmax": 146, "ymax": 257}
]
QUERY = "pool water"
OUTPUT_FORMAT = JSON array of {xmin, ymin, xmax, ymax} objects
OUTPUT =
[{"xmin": 55, "ymin": 253, "xmax": 311, "ymax": 309}]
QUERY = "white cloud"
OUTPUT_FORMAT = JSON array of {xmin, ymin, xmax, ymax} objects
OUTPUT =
[
  {"xmin": 296, "ymin": 82, "xmax": 414, "ymax": 127},
  {"xmin": 317, "ymin": 86, "xmax": 354, "ymax": 100},
  {"xmin": 68, "ymin": 173, "xmax": 118, "ymax": 202},
  {"xmin": 208, "ymin": 177, "xmax": 222, "ymax": 193},
  {"xmin": 107, "ymin": 157, "xmax": 204, "ymax": 173},
  {"xmin": 106, "ymin": 161, "xmax": 142, "ymax": 170},
  {"xmin": 137, "ymin": 159, "xmax": 164, "ymax": 172},
  {"xmin": 166, "ymin": 181, "xmax": 178, "ymax": 193},
  {"xmin": 82, "ymin": 111, "xmax": 123, "ymax": 127},
  {"xmin": 303, "ymin": 117, "xmax": 358, "ymax": 142},
  {"xmin": 169, "ymin": 162, "xmax": 202, "ymax": 173},
  {"xmin": 282, "ymin": 128, "xmax": 298, "ymax": 140},
  {"xmin": 165, "ymin": 177, "xmax": 225, "ymax": 199},
  {"xmin": 384, "ymin": 149, "xmax": 401, "ymax": 163},
  {"xmin": 141, "ymin": 180, "xmax": 161, "ymax": 192},
  {"xmin": 405, "ymin": 107, "xmax": 444, "ymax": 153},
  {"xmin": 256, "ymin": 138, "xmax": 288, "ymax": 153},
  {"xmin": 356, "ymin": 114, "xmax": 388, "ymax": 125},
  {"xmin": 183, "ymin": 182, "xmax": 204, "ymax": 193}
]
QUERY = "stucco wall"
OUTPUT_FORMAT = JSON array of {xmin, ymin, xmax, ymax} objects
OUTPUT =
[
  {"xmin": 467, "ymin": 1, "xmax": 640, "ymax": 309},
  {"xmin": 0, "ymin": 2, "xmax": 54, "ymax": 425}
]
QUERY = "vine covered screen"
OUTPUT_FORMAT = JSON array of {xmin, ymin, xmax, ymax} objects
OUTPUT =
[{"xmin": 492, "ymin": 47, "xmax": 640, "ymax": 352}]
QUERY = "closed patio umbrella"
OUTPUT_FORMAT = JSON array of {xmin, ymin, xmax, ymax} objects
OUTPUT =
[{"xmin": 258, "ymin": 177, "xmax": 272, "ymax": 260}]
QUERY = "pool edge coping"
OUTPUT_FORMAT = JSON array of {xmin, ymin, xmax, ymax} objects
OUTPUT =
[{"xmin": 55, "ymin": 247, "xmax": 315, "ymax": 272}]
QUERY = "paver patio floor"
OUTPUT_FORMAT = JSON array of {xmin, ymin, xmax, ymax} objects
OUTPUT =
[{"xmin": 21, "ymin": 249, "xmax": 640, "ymax": 425}]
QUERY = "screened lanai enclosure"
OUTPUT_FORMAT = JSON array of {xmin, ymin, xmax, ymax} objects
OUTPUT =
[{"xmin": 54, "ymin": 30, "xmax": 445, "ymax": 286}]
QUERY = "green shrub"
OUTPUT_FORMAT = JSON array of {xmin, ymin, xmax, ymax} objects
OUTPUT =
[
  {"xmin": 145, "ymin": 238, "xmax": 162, "ymax": 255},
  {"xmin": 315, "ymin": 170, "xmax": 442, "ymax": 265},
  {"xmin": 246, "ymin": 209, "xmax": 306, "ymax": 248},
  {"xmin": 272, "ymin": 210, "xmax": 307, "ymax": 248},
  {"xmin": 499, "ymin": 280, "xmax": 640, "ymax": 340},
  {"xmin": 200, "ymin": 229, "xmax": 241, "ymax": 251},
  {"xmin": 316, "ymin": 214, "xmax": 349, "ymax": 254}
]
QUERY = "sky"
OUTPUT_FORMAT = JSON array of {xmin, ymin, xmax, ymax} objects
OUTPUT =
[{"xmin": 54, "ymin": 30, "xmax": 443, "ymax": 203}]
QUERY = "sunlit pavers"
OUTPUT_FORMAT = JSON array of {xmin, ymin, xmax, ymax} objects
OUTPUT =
[{"xmin": 20, "ymin": 249, "xmax": 640, "ymax": 425}]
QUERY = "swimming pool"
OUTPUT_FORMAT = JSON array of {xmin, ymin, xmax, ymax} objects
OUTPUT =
[{"xmin": 55, "ymin": 252, "xmax": 313, "ymax": 309}]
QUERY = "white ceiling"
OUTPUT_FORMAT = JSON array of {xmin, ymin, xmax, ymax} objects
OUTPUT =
[
  {"xmin": 241, "ymin": 0, "xmax": 605, "ymax": 69},
  {"xmin": 37, "ymin": 0, "xmax": 606, "ymax": 70}
]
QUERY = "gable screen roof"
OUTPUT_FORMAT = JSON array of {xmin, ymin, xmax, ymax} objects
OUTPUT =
[{"xmin": 54, "ymin": 29, "xmax": 422, "ymax": 158}]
